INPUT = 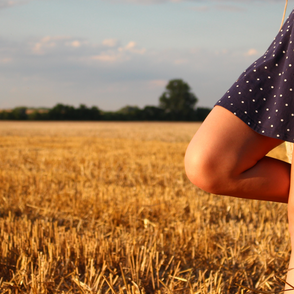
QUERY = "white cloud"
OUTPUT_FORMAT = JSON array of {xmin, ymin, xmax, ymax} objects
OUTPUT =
[
  {"xmin": 90, "ymin": 41, "xmax": 146, "ymax": 63},
  {"xmin": 122, "ymin": 41, "xmax": 146, "ymax": 54},
  {"xmin": 215, "ymin": 4, "xmax": 246, "ymax": 12},
  {"xmin": 0, "ymin": 0, "xmax": 33, "ymax": 10},
  {"xmin": 69, "ymin": 41, "xmax": 81, "ymax": 48},
  {"xmin": 32, "ymin": 36, "xmax": 70, "ymax": 55},
  {"xmin": 102, "ymin": 39, "xmax": 119, "ymax": 47},
  {"xmin": 148, "ymin": 79, "xmax": 168, "ymax": 88},
  {"xmin": 31, "ymin": 36, "xmax": 89, "ymax": 55},
  {"xmin": 92, "ymin": 52, "xmax": 124, "ymax": 63},
  {"xmin": 174, "ymin": 58, "xmax": 188, "ymax": 65},
  {"xmin": 0, "ymin": 34, "xmax": 264, "ymax": 110},
  {"xmin": 0, "ymin": 58, "xmax": 12, "ymax": 63},
  {"xmin": 29, "ymin": 36, "xmax": 147, "ymax": 66},
  {"xmin": 191, "ymin": 6, "xmax": 209, "ymax": 12},
  {"xmin": 245, "ymin": 48, "xmax": 258, "ymax": 56},
  {"xmin": 103, "ymin": 0, "xmax": 286, "ymax": 4}
]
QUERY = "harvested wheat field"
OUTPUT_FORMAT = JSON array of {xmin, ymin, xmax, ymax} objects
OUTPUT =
[{"xmin": 0, "ymin": 121, "xmax": 291, "ymax": 293}]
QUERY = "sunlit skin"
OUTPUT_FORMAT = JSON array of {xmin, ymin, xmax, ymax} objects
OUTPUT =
[
  {"xmin": 287, "ymin": 158, "xmax": 294, "ymax": 291},
  {"xmin": 185, "ymin": 106, "xmax": 291, "ymax": 202},
  {"xmin": 184, "ymin": 105, "xmax": 294, "ymax": 290}
]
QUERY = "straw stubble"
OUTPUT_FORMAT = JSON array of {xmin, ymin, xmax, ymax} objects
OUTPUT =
[{"xmin": 0, "ymin": 122, "xmax": 290, "ymax": 293}]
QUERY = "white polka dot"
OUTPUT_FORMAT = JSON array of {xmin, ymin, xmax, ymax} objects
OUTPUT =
[
  {"xmin": 271, "ymin": 86, "xmax": 274, "ymax": 89},
  {"xmin": 262, "ymin": 130, "xmax": 265, "ymax": 133},
  {"xmin": 276, "ymin": 110, "xmax": 279, "ymax": 112},
  {"xmin": 249, "ymin": 89, "xmax": 252, "ymax": 92},
  {"xmin": 263, "ymin": 98, "xmax": 266, "ymax": 101},
  {"xmin": 289, "ymin": 64, "xmax": 292, "ymax": 67},
  {"xmin": 236, "ymin": 85, "xmax": 239, "ymax": 87},
  {"xmin": 286, "ymin": 104, "xmax": 289, "ymax": 106},
  {"xmin": 268, "ymin": 76, "xmax": 271, "ymax": 79},
  {"xmin": 288, "ymin": 129, "xmax": 291, "ymax": 132},
  {"xmin": 260, "ymin": 88, "xmax": 263, "ymax": 91},
  {"xmin": 228, "ymin": 96, "xmax": 231, "ymax": 98},
  {"xmin": 292, "ymin": 114, "xmax": 294, "ymax": 116},
  {"xmin": 257, "ymin": 78, "xmax": 260, "ymax": 81},
  {"xmin": 248, "ymin": 122, "xmax": 250, "ymax": 125},
  {"xmin": 258, "ymin": 121, "xmax": 261, "ymax": 124},
  {"xmin": 266, "ymin": 108, "xmax": 269, "ymax": 111},
  {"xmin": 284, "ymin": 79, "xmax": 287, "ymax": 82},
  {"xmin": 244, "ymin": 111, "xmax": 247, "ymax": 114},
  {"xmin": 264, "ymin": 66, "xmax": 268, "ymax": 69},
  {"xmin": 271, "ymin": 125, "xmax": 274, "ymax": 128},
  {"xmin": 281, "ymin": 119, "xmax": 284, "ymax": 122},
  {"xmin": 290, "ymin": 89, "xmax": 293, "ymax": 91},
  {"xmin": 277, "ymin": 134, "xmax": 280, "ymax": 137},
  {"xmin": 238, "ymin": 92, "xmax": 241, "ymax": 95},
  {"xmin": 276, "ymin": 64, "xmax": 279, "ymax": 66},
  {"xmin": 268, "ymin": 117, "xmax": 271, "ymax": 119},
  {"xmin": 234, "ymin": 112, "xmax": 237, "ymax": 115},
  {"xmin": 252, "ymin": 99, "xmax": 255, "ymax": 102},
  {"xmin": 246, "ymin": 81, "xmax": 249, "ymax": 83},
  {"xmin": 231, "ymin": 103, "xmax": 234, "ymax": 106},
  {"xmin": 241, "ymin": 101, "xmax": 244, "ymax": 103}
]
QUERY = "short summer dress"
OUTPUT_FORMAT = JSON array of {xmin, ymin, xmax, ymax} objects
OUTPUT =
[{"xmin": 215, "ymin": 9, "xmax": 294, "ymax": 150}]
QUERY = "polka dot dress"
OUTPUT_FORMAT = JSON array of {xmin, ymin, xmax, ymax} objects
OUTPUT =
[{"xmin": 215, "ymin": 10, "xmax": 294, "ymax": 142}]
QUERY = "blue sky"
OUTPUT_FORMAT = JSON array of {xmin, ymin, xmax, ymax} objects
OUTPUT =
[{"xmin": 0, "ymin": 0, "xmax": 291, "ymax": 110}]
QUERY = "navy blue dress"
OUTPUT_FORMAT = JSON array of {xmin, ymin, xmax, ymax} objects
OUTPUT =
[{"xmin": 216, "ymin": 10, "xmax": 294, "ymax": 142}]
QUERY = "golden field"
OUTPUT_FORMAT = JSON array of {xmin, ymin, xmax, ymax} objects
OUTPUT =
[{"xmin": 0, "ymin": 121, "xmax": 291, "ymax": 294}]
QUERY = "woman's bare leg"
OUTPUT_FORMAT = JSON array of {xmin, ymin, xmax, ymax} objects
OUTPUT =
[
  {"xmin": 185, "ymin": 106, "xmax": 291, "ymax": 203},
  {"xmin": 286, "ymin": 150, "xmax": 294, "ymax": 291}
]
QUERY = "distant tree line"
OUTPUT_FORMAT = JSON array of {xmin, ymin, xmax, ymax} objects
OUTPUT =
[{"xmin": 0, "ymin": 79, "xmax": 212, "ymax": 121}]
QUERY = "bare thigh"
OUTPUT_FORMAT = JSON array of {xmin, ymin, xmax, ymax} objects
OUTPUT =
[{"xmin": 185, "ymin": 106, "xmax": 290, "ymax": 202}]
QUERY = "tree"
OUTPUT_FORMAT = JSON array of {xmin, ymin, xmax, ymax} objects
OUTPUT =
[
  {"xmin": 159, "ymin": 79, "xmax": 198, "ymax": 120},
  {"xmin": 117, "ymin": 105, "xmax": 142, "ymax": 120},
  {"xmin": 195, "ymin": 107, "xmax": 211, "ymax": 121},
  {"xmin": 141, "ymin": 106, "xmax": 164, "ymax": 121},
  {"xmin": 11, "ymin": 107, "xmax": 28, "ymax": 120}
]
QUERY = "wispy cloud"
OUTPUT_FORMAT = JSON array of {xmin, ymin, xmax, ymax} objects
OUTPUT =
[
  {"xmin": 89, "ymin": 41, "xmax": 145, "ymax": 63},
  {"xmin": 191, "ymin": 6, "xmax": 209, "ymax": 12},
  {"xmin": 102, "ymin": 39, "xmax": 119, "ymax": 47},
  {"xmin": 215, "ymin": 4, "xmax": 246, "ymax": 12},
  {"xmin": 244, "ymin": 48, "xmax": 258, "ymax": 56},
  {"xmin": 0, "ymin": 0, "xmax": 33, "ymax": 10},
  {"xmin": 31, "ymin": 36, "xmax": 88, "ymax": 55},
  {"xmin": 103, "ymin": 0, "xmax": 286, "ymax": 4},
  {"xmin": 0, "ymin": 33, "xmax": 259, "ymax": 108}
]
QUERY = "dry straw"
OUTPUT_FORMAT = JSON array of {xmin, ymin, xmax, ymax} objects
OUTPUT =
[{"xmin": 0, "ymin": 122, "xmax": 291, "ymax": 293}]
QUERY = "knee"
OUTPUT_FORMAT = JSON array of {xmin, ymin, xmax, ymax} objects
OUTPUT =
[{"xmin": 184, "ymin": 144, "xmax": 226, "ymax": 195}]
